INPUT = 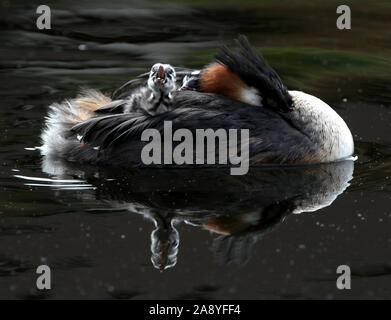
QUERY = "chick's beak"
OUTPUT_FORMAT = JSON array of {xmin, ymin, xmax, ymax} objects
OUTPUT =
[{"xmin": 155, "ymin": 66, "xmax": 166, "ymax": 84}]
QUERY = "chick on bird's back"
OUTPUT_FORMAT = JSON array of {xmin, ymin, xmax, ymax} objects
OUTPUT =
[{"xmin": 95, "ymin": 63, "xmax": 177, "ymax": 116}]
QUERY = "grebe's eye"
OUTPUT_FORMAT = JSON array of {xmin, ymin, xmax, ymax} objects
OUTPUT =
[{"xmin": 151, "ymin": 64, "xmax": 159, "ymax": 73}]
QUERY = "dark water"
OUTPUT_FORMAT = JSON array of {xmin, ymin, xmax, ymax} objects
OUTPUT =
[{"xmin": 0, "ymin": 0, "xmax": 391, "ymax": 299}]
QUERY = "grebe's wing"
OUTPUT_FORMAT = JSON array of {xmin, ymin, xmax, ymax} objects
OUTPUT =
[
  {"xmin": 111, "ymin": 67, "xmax": 195, "ymax": 100},
  {"xmin": 93, "ymin": 99, "xmax": 128, "ymax": 115}
]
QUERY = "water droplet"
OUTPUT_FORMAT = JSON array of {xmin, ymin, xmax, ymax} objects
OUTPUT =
[{"xmin": 78, "ymin": 44, "xmax": 87, "ymax": 51}]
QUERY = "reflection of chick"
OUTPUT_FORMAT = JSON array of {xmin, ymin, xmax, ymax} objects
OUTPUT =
[{"xmin": 95, "ymin": 63, "xmax": 176, "ymax": 116}]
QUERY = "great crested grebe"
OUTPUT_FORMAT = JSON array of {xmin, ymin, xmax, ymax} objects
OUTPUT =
[
  {"xmin": 40, "ymin": 36, "xmax": 354, "ymax": 167},
  {"xmin": 94, "ymin": 63, "xmax": 177, "ymax": 116}
]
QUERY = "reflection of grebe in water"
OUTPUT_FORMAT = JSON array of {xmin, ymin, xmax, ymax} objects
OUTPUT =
[{"xmin": 40, "ymin": 157, "xmax": 354, "ymax": 270}]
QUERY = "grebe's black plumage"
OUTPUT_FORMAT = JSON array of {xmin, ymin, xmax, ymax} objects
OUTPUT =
[{"xmin": 69, "ymin": 91, "xmax": 314, "ymax": 166}]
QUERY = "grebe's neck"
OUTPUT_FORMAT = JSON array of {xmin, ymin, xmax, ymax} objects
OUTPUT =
[{"xmin": 288, "ymin": 90, "xmax": 354, "ymax": 162}]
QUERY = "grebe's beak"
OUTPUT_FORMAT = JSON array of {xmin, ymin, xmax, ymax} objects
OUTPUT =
[{"xmin": 155, "ymin": 66, "xmax": 166, "ymax": 84}]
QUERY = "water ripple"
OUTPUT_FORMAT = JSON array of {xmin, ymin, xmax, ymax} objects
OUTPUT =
[{"xmin": 13, "ymin": 174, "xmax": 96, "ymax": 190}]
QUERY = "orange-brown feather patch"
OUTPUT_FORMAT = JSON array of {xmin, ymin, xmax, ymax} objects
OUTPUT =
[
  {"xmin": 203, "ymin": 215, "xmax": 251, "ymax": 235},
  {"xmin": 200, "ymin": 63, "xmax": 245, "ymax": 102}
]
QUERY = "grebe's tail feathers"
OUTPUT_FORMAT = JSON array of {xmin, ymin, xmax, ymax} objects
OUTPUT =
[
  {"xmin": 40, "ymin": 89, "xmax": 111, "ymax": 157},
  {"xmin": 214, "ymin": 35, "xmax": 293, "ymax": 112}
]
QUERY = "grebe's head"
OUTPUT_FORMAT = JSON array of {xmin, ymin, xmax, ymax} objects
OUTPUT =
[
  {"xmin": 148, "ymin": 63, "xmax": 176, "ymax": 94},
  {"xmin": 179, "ymin": 70, "xmax": 201, "ymax": 91},
  {"xmin": 200, "ymin": 36, "xmax": 293, "ymax": 112}
]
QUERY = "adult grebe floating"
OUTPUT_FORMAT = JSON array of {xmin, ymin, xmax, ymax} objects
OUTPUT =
[{"xmin": 40, "ymin": 36, "xmax": 354, "ymax": 168}]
